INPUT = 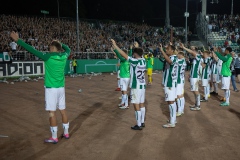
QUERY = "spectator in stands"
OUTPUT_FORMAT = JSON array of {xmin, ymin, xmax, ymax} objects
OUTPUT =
[
  {"xmin": 0, "ymin": 15, "xmax": 176, "ymax": 60},
  {"xmin": 9, "ymin": 41, "xmax": 17, "ymax": 52}
]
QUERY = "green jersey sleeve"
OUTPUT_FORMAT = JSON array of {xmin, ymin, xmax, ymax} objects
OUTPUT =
[
  {"xmin": 17, "ymin": 39, "xmax": 49, "ymax": 61},
  {"xmin": 114, "ymin": 49, "xmax": 126, "ymax": 62},
  {"xmin": 128, "ymin": 49, "xmax": 132, "ymax": 56},
  {"xmin": 215, "ymin": 52, "xmax": 231, "ymax": 62},
  {"xmin": 62, "ymin": 43, "xmax": 71, "ymax": 56}
]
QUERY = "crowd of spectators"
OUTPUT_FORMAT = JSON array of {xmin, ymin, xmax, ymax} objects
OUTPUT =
[
  {"xmin": 0, "ymin": 15, "xmax": 186, "ymax": 60},
  {"xmin": 207, "ymin": 14, "xmax": 240, "ymax": 45}
]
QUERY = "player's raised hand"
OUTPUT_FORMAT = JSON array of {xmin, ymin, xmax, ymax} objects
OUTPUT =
[
  {"xmin": 159, "ymin": 43, "xmax": 163, "ymax": 49},
  {"xmin": 133, "ymin": 41, "xmax": 139, "ymax": 48},
  {"xmin": 10, "ymin": 31, "xmax": 19, "ymax": 42},
  {"xmin": 110, "ymin": 39, "xmax": 117, "ymax": 47},
  {"xmin": 179, "ymin": 42, "xmax": 184, "ymax": 48}
]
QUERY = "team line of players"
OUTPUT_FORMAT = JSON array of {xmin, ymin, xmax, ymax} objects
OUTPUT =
[{"xmin": 111, "ymin": 39, "xmax": 233, "ymax": 129}]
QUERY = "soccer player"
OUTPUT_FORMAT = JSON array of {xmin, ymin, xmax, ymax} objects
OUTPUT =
[
  {"xmin": 111, "ymin": 39, "xmax": 146, "ymax": 130},
  {"xmin": 113, "ymin": 47, "xmax": 132, "ymax": 109},
  {"xmin": 213, "ymin": 47, "xmax": 233, "ymax": 106},
  {"xmin": 180, "ymin": 43, "xmax": 202, "ymax": 111},
  {"xmin": 210, "ymin": 50, "xmax": 220, "ymax": 95},
  {"xmin": 160, "ymin": 44, "xmax": 178, "ymax": 128},
  {"xmin": 176, "ymin": 51, "xmax": 186, "ymax": 116},
  {"xmin": 200, "ymin": 51, "xmax": 212, "ymax": 102},
  {"xmin": 146, "ymin": 53, "xmax": 154, "ymax": 85},
  {"xmin": 10, "ymin": 31, "xmax": 70, "ymax": 144}
]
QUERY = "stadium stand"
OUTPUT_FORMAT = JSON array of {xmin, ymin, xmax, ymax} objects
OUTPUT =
[
  {"xmin": 206, "ymin": 14, "xmax": 240, "ymax": 51},
  {"xmin": 0, "ymin": 15, "xmax": 186, "ymax": 60}
]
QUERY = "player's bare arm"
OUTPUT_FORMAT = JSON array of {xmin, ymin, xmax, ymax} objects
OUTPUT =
[
  {"xmin": 111, "ymin": 39, "xmax": 128, "ymax": 60},
  {"xmin": 159, "ymin": 44, "xmax": 172, "ymax": 64},
  {"xmin": 179, "ymin": 43, "xmax": 197, "ymax": 58}
]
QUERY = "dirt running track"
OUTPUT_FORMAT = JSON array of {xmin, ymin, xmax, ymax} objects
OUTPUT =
[{"xmin": 0, "ymin": 71, "xmax": 240, "ymax": 160}]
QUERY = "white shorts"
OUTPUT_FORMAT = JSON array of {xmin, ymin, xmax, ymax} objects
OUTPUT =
[
  {"xmin": 164, "ymin": 86, "xmax": 177, "ymax": 101},
  {"xmin": 131, "ymin": 89, "xmax": 145, "ymax": 104},
  {"xmin": 117, "ymin": 70, "xmax": 120, "ymax": 79},
  {"xmin": 221, "ymin": 76, "xmax": 230, "ymax": 90},
  {"xmin": 190, "ymin": 78, "xmax": 199, "ymax": 91},
  {"xmin": 45, "ymin": 87, "xmax": 66, "ymax": 111},
  {"xmin": 201, "ymin": 79, "xmax": 209, "ymax": 87},
  {"xmin": 176, "ymin": 83, "xmax": 184, "ymax": 96},
  {"xmin": 211, "ymin": 74, "xmax": 218, "ymax": 83},
  {"xmin": 120, "ymin": 78, "xmax": 130, "ymax": 91}
]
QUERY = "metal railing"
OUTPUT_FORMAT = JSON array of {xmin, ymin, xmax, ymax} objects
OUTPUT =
[
  {"xmin": 9, "ymin": 51, "xmax": 154, "ymax": 61},
  {"xmin": 10, "ymin": 51, "xmax": 117, "ymax": 60}
]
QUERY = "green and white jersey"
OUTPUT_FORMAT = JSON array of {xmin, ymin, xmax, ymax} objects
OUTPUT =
[
  {"xmin": 128, "ymin": 56, "xmax": 146, "ymax": 89},
  {"xmin": 17, "ymin": 39, "xmax": 70, "ymax": 88},
  {"xmin": 177, "ymin": 58, "xmax": 186, "ymax": 84},
  {"xmin": 163, "ymin": 55, "xmax": 178, "ymax": 87},
  {"xmin": 211, "ymin": 58, "xmax": 218, "ymax": 74},
  {"xmin": 190, "ymin": 54, "xmax": 202, "ymax": 78},
  {"xmin": 202, "ymin": 57, "xmax": 212, "ymax": 79}
]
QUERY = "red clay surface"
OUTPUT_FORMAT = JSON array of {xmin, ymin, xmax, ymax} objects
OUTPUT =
[{"xmin": 0, "ymin": 71, "xmax": 240, "ymax": 160}]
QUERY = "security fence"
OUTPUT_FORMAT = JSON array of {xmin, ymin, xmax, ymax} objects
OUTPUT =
[{"xmin": 9, "ymin": 51, "xmax": 153, "ymax": 61}]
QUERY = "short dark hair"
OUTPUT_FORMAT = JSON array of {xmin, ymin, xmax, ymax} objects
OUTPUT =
[
  {"xmin": 168, "ymin": 45, "xmax": 175, "ymax": 51},
  {"xmin": 203, "ymin": 50, "xmax": 210, "ymax": 55},
  {"xmin": 133, "ymin": 47, "xmax": 144, "ymax": 57},
  {"xmin": 50, "ymin": 41, "xmax": 62, "ymax": 51},
  {"xmin": 225, "ymin": 47, "xmax": 232, "ymax": 53},
  {"xmin": 178, "ymin": 51, "xmax": 184, "ymax": 56}
]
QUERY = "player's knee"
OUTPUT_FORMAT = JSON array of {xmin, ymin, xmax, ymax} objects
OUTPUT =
[{"xmin": 49, "ymin": 112, "xmax": 55, "ymax": 118}]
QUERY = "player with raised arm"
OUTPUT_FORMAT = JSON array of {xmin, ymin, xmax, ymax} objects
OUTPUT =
[
  {"xmin": 176, "ymin": 51, "xmax": 186, "ymax": 117},
  {"xmin": 200, "ymin": 51, "xmax": 212, "ymax": 102},
  {"xmin": 180, "ymin": 43, "xmax": 202, "ymax": 111},
  {"xmin": 213, "ymin": 47, "xmax": 233, "ymax": 106},
  {"xmin": 210, "ymin": 50, "xmax": 220, "ymax": 95},
  {"xmin": 10, "ymin": 31, "xmax": 70, "ymax": 144},
  {"xmin": 113, "ymin": 45, "xmax": 132, "ymax": 109},
  {"xmin": 159, "ymin": 44, "xmax": 178, "ymax": 128},
  {"xmin": 111, "ymin": 39, "xmax": 146, "ymax": 130}
]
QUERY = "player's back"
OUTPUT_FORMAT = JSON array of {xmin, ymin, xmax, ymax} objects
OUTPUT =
[
  {"xmin": 129, "ymin": 57, "xmax": 146, "ymax": 89},
  {"xmin": 44, "ymin": 52, "xmax": 69, "ymax": 88}
]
